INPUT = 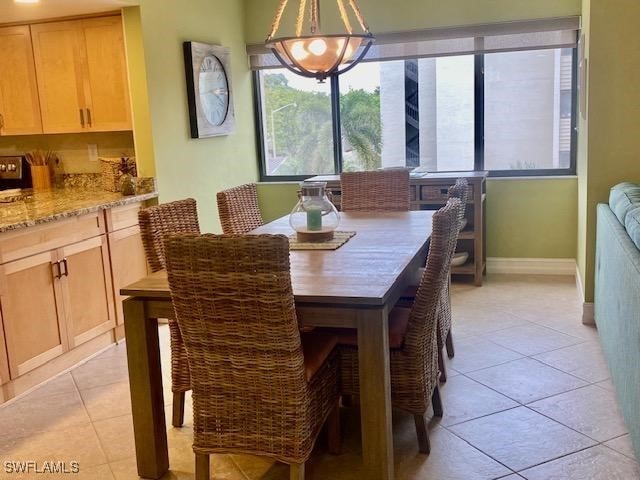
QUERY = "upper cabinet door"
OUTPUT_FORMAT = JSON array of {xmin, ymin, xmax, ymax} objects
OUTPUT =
[
  {"xmin": 30, "ymin": 21, "xmax": 87, "ymax": 134},
  {"xmin": 0, "ymin": 26, "xmax": 43, "ymax": 135},
  {"xmin": 79, "ymin": 16, "xmax": 132, "ymax": 132}
]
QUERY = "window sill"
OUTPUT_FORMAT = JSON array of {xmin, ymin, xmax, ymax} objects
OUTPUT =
[{"xmin": 488, "ymin": 175, "xmax": 578, "ymax": 180}]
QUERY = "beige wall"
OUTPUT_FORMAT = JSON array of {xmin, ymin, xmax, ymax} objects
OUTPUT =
[
  {"xmin": 577, "ymin": 0, "xmax": 640, "ymax": 302},
  {"xmin": 125, "ymin": 1, "xmax": 258, "ymax": 232}
]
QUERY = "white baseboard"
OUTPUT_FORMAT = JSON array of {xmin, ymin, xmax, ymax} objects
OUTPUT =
[
  {"xmin": 575, "ymin": 265, "xmax": 596, "ymax": 325},
  {"xmin": 487, "ymin": 257, "xmax": 577, "ymax": 275}
]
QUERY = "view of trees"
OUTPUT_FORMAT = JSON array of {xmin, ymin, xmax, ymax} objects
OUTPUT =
[{"xmin": 263, "ymin": 72, "xmax": 382, "ymax": 175}]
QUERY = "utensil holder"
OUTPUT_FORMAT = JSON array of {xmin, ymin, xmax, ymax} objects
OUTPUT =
[{"xmin": 30, "ymin": 165, "xmax": 52, "ymax": 190}]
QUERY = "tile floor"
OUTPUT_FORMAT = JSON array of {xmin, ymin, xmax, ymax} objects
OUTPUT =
[{"xmin": 0, "ymin": 274, "xmax": 638, "ymax": 479}]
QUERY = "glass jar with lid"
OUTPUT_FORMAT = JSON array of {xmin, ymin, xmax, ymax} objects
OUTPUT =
[{"xmin": 289, "ymin": 181, "xmax": 340, "ymax": 242}]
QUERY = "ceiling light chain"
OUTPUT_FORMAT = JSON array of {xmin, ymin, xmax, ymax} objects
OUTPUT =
[
  {"xmin": 267, "ymin": 0, "xmax": 290, "ymax": 41},
  {"xmin": 310, "ymin": 0, "xmax": 320, "ymax": 35},
  {"xmin": 295, "ymin": 0, "xmax": 307, "ymax": 37},
  {"xmin": 348, "ymin": 0, "xmax": 370, "ymax": 33},
  {"xmin": 336, "ymin": 0, "xmax": 353, "ymax": 35}
]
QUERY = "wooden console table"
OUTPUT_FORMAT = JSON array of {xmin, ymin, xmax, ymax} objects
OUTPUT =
[{"xmin": 308, "ymin": 171, "xmax": 488, "ymax": 285}]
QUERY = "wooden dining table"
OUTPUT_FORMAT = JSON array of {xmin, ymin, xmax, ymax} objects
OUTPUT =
[{"xmin": 121, "ymin": 210, "xmax": 434, "ymax": 480}]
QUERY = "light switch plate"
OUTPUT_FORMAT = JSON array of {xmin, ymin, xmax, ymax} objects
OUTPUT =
[{"xmin": 87, "ymin": 144, "xmax": 99, "ymax": 162}]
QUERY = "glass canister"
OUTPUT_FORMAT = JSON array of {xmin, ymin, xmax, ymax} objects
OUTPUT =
[{"xmin": 290, "ymin": 181, "xmax": 340, "ymax": 242}]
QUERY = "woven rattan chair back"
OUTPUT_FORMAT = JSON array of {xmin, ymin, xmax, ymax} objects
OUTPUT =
[
  {"xmin": 138, "ymin": 198, "xmax": 200, "ymax": 426},
  {"xmin": 447, "ymin": 178, "xmax": 470, "ymax": 231},
  {"xmin": 217, "ymin": 183, "xmax": 264, "ymax": 234},
  {"xmin": 164, "ymin": 234, "xmax": 323, "ymax": 463},
  {"xmin": 403, "ymin": 198, "xmax": 462, "ymax": 356},
  {"xmin": 138, "ymin": 198, "xmax": 201, "ymax": 273},
  {"xmin": 340, "ymin": 170, "xmax": 410, "ymax": 211}
]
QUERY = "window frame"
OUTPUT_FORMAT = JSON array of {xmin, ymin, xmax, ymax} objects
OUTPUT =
[{"xmin": 253, "ymin": 48, "xmax": 578, "ymax": 182}]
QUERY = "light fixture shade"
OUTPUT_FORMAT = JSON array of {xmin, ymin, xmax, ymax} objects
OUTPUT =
[
  {"xmin": 266, "ymin": 0, "xmax": 374, "ymax": 82},
  {"xmin": 267, "ymin": 34, "xmax": 373, "ymax": 81}
]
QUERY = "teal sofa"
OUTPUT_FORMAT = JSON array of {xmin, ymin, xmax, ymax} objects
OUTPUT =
[{"xmin": 595, "ymin": 183, "xmax": 640, "ymax": 461}]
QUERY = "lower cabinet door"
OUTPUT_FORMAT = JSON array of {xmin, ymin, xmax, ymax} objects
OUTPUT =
[
  {"xmin": 108, "ymin": 225, "xmax": 148, "ymax": 325},
  {"xmin": 0, "ymin": 309, "xmax": 9, "ymax": 384},
  {"xmin": 0, "ymin": 251, "xmax": 67, "ymax": 379},
  {"xmin": 59, "ymin": 235, "xmax": 116, "ymax": 348}
]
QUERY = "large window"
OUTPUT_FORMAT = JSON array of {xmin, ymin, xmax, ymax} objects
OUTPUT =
[
  {"xmin": 254, "ymin": 48, "xmax": 577, "ymax": 180},
  {"xmin": 258, "ymin": 70, "xmax": 334, "ymax": 176}
]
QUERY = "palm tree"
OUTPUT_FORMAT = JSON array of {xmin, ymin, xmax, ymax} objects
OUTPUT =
[{"xmin": 340, "ymin": 88, "xmax": 382, "ymax": 171}]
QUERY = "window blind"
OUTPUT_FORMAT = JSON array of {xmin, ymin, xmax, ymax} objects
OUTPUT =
[{"xmin": 247, "ymin": 16, "xmax": 580, "ymax": 70}]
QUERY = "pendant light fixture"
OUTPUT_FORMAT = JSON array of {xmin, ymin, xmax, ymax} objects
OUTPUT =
[{"xmin": 266, "ymin": 0, "xmax": 374, "ymax": 82}]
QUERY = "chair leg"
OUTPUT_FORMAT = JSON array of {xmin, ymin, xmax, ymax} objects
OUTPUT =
[
  {"xmin": 432, "ymin": 384, "xmax": 443, "ymax": 418},
  {"xmin": 327, "ymin": 398, "xmax": 342, "ymax": 455},
  {"xmin": 172, "ymin": 391, "xmax": 185, "ymax": 427},
  {"xmin": 414, "ymin": 414, "xmax": 431, "ymax": 454},
  {"xmin": 438, "ymin": 347, "xmax": 447, "ymax": 383},
  {"xmin": 195, "ymin": 453, "xmax": 209, "ymax": 480},
  {"xmin": 290, "ymin": 463, "xmax": 305, "ymax": 480},
  {"xmin": 445, "ymin": 329, "xmax": 455, "ymax": 359}
]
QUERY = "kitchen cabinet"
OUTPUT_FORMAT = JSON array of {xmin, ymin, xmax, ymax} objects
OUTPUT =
[
  {"xmin": 108, "ymin": 225, "xmax": 147, "ymax": 327},
  {"xmin": 0, "ymin": 310, "xmax": 9, "ymax": 386},
  {"xmin": 0, "ymin": 250, "xmax": 68, "ymax": 379},
  {"xmin": 30, "ymin": 16, "xmax": 131, "ymax": 134},
  {"xmin": 105, "ymin": 203, "xmax": 148, "ymax": 331},
  {"xmin": 59, "ymin": 235, "xmax": 116, "ymax": 349},
  {"xmin": 80, "ymin": 16, "xmax": 132, "ymax": 131},
  {"xmin": 0, "ymin": 197, "xmax": 154, "ymax": 403},
  {"xmin": 0, "ymin": 25, "xmax": 43, "ymax": 135},
  {"xmin": 0, "ymin": 212, "xmax": 116, "ymax": 379}
]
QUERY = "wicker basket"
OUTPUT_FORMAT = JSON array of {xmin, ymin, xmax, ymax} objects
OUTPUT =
[
  {"xmin": 100, "ymin": 157, "xmax": 137, "ymax": 192},
  {"xmin": 421, "ymin": 184, "xmax": 473, "ymax": 203}
]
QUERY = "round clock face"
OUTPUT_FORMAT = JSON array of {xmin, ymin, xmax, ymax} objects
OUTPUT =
[{"xmin": 199, "ymin": 55, "xmax": 229, "ymax": 126}]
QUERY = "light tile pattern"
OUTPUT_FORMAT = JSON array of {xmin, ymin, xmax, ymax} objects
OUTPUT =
[{"xmin": 0, "ymin": 274, "xmax": 636, "ymax": 479}]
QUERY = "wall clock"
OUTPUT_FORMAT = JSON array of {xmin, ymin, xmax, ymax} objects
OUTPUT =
[{"xmin": 183, "ymin": 41, "xmax": 236, "ymax": 138}]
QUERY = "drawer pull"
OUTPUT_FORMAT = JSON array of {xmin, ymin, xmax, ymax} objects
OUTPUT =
[
  {"xmin": 52, "ymin": 261, "xmax": 62, "ymax": 280},
  {"xmin": 61, "ymin": 258, "xmax": 69, "ymax": 277}
]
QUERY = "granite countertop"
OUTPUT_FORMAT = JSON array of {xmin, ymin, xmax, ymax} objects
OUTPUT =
[{"xmin": 0, "ymin": 188, "xmax": 158, "ymax": 233}]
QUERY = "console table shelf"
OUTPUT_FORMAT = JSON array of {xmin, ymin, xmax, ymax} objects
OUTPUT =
[{"xmin": 308, "ymin": 171, "xmax": 488, "ymax": 285}]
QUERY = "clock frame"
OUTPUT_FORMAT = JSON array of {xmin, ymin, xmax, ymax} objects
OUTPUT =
[{"xmin": 183, "ymin": 41, "xmax": 236, "ymax": 138}]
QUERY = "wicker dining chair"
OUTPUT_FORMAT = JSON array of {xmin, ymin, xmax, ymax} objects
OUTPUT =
[
  {"xmin": 337, "ymin": 198, "xmax": 463, "ymax": 454},
  {"xmin": 216, "ymin": 183, "xmax": 264, "ymax": 234},
  {"xmin": 399, "ymin": 178, "xmax": 468, "ymax": 382},
  {"xmin": 340, "ymin": 170, "xmax": 410, "ymax": 211},
  {"xmin": 138, "ymin": 198, "xmax": 200, "ymax": 427},
  {"xmin": 164, "ymin": 233, "xmax": 341, "ymax": 480},
  {"xmin": 439, "ymin": 178, "xmax": 470, "ymax": 366}
]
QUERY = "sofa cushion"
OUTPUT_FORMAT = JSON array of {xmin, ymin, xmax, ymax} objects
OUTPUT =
[
  {"xmin": 624, "ymin": 206, "xmax": 640, "ymax": 251},
  {"xmin": 609, "ymin": 183, "xmax": 640, "ymax": 225}
]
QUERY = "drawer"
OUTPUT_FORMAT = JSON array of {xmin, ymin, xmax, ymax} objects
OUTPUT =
[
  {"xmin": 105, "ymin": 202, "xmax": 143, "ymax": 232},
  {"xmin": 420, "ymin": 184, "xmax": 473, "ymax": 203},
  {"xmin": 0, "ymin": 212, "xmax": 104, "ymax": 264}
]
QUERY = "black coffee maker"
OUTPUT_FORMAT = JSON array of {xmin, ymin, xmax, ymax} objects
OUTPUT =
[{"xmin": 0, "ymin": 156, "xmax": 32, "ymax": 190}]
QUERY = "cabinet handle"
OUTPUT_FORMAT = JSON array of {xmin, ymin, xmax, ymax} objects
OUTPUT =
[
  {"xmin": 79, "ymin": 109, "xmax": 85, "ymax": 127},
  {"xmin": 51, "ymin": 261, "xmax": 62, "ymax": 280},
  {"xmin": 61, "ymin": 258, "xmax": 69, "ymax": 277},
  {"xmin": 0, "ymin": 113, "xmax": 4, "ymax": 133},
  {"xmin": 86, "ymin": 108, "xmax": 92, "ymax": 128}
]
